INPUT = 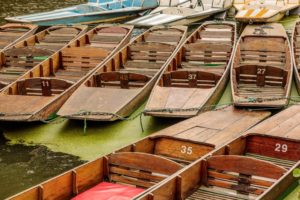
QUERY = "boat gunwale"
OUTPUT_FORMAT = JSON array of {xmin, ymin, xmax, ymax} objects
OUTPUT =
[{"xmin": 0, "ymin": 23, "xmax": 39, "ymax": 52}]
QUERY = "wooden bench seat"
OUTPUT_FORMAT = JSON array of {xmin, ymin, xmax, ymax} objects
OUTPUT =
[
  {"xmin": 235, "ymin": 65, "xmax": 287, "ymax": 86},
  {"xmin": 128, "ymin": 42, "xmax": 176, "ymax": 62},
  {"xmin": 188, "ymin": 155, "xmax": 287, "ymax": 199},
  {"xmin": 90, "ymin": 34, "xmax": 124, "ymax": 43},
  {"xmin": 184, "ymin": 42, "xmax": 232, "ymax": 66},
  {"xmin": 163, "ymin": 70, "xmax": 221, "ymax": 88},
  {"xmin": 124, "ymin": 61, "xmax": 163, "ymax": 69},
  {"xmin": 16, "ymin": 78, "xmax": 73, "ymax": 96},
  {"xmin": 41, "ymin": 35, "xmax": 75, "ymax": 43},
  {"xmin": 4, "ymin": 47, "xmax": 52, "ymax": 68},
  {"xmin": 48, "ymin": 27, "xmax": 80, "ymax": 36},
  {"xmin": 181, "ymin": 62, "xmax": 225, "ymax": 73},
  {"xmin": 246, "ymin": 153, "xmax": 296, "ymax": 170},
  {"xmin": 93, "ymin": 71, "xmax": 150, "ymax": 89},
  {"xmin": 120, "ymin": 68, "xmax": 158, "ymax": 77},
  {"xmin": 0, "ymin": 73, "xmax": 20, "ymax": 85},
  {"xmin": 61, "ymin": 46, "xmax": 108, "ymax": 70},
  {"xmin": 108, "ymin": 152, "xmax": 183, "ymax": 189}
]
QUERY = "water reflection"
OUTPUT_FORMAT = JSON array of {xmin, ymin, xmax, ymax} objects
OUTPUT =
[{"xmin": 0, "ymin": 141, "xmax": 84, "ymax": 198}]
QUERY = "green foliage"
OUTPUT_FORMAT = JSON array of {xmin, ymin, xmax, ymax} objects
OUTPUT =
[{"xmin": 293, "ymin": 168, "xmax": 300, "ymax": 178}]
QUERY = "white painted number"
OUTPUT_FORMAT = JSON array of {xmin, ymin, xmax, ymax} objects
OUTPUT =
[
  {"xmin": 42, "ymin": 81, "xmax": 49, "ymax": 87},
  {"xmin": 257, "ymin": 68, "xmax": 266, "ymax": 75},
  {"xmin": 181, "ymin": 146, "xmax": 193, "ymax": 155},
  {"xmin": 275, "ymin": 143, "xmax": 288, "ymax": 153},
  {"xmin": 188, "ymin": 74, "xmax": 197, "ymax": 80}
]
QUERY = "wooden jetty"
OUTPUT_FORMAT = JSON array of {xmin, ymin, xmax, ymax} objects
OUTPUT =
[
  {"xmin": 234, "ymin": 0, "xmax": 299, "ymax": 22},
  {"xmin": 0, "ymin": 25, "xmax": 133, "ymax": 121},
  {"xmin": 231, "ymin": 23, "xmax": 292, "ymax": 108},
  {"xmin": 136, "ymin": 105, "xmax": 300, "ymax": 200},
  {"xmin": 144, "ymin": 21, "xmax": 236, "ymax": 118},
  {"xmin": 0, "ymin": 25, "xmax": 87, "ymax": 90},
  {"xmin": 57, "ymin": 26, "xmax": 188, "ymax": 121},
  {"xmin": 292, "ymin": 20, "xmax": 300, "ymax": 94},
  {"xmin": 127, "ymin": 0, "xmax": 232, "ymax": 26},
  {"xmin": 7, "ymin": 106, "xmax": 270, "ymax": 200},
  {"xmin": 0, "ymin": 23, "xmax": 38, "ymax": 52}
]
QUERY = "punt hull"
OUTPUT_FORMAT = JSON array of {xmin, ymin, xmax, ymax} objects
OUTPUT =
[{"xmin": 144, "ymin": 21, "xmax": 236, "ymax": 118}]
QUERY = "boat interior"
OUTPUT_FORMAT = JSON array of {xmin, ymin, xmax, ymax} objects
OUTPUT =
[
  {"xmin": 0, "ymin": 24, "xmax": 36, "ymax": 50},
  {"xmin": 293, "ymin": 21, "xmax": 300, "ymax": 77},
  {"xmin": 83, "ymin": 27, "xmax": 185, "ymax": 90},
  {"xmin": 8, "ymin": 151, "xmax": 183, "ymax": 200},
  {"xmin": 235, "ymin": 0, "xmax": 299, "ymax": 9},
  {"xmin": 0, "ymin": 26, "xmax": 85, "ymax": 90},
  {"xmin": 232, "ymin": 26, "xmax": 291, "ymax": 101},
  {"xmin": 186, "ymin": 134, "xmax": 300, "ymax": 200},
  {"xmin": 78, "ymin": 0, "xmax": 145, "ymax": 12},
  {"xmin": 157, "ymin": 0, "xmax": 230, "ymax": 15},
  {"xmin": 137, "ymin": 134, "xmax": 300, "ymax": 200},
  {"xmin": 8, "ymin": 134, "xmax": 217, "ymax": 199},
  {"xmin": 4, "ymin": 26, "xmax": 132, "ymax": 96},
  {"xmin": 160, "ymin": 23, "xmax": 234, "ymax": 89}
]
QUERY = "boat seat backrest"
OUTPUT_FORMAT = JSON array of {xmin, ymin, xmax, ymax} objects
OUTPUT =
[
  {"xmin": 93, "ymin": 71, "xmax": 150, "ymax": 89},
  {"xmin": 61, "ymin": 47, "xmax": 109, "ymax": 71},
  {"xmin": 235, "ymin": 65, "xmax": 288, "ymax": 87},
  {"xmin": 108, "ymin": 152, "xmax": 183, "ymax": 188},
  {"xmin": 184, "ymin": 42, "xmax": 232, "ymax": 64},
  {"xmin": 16, "ymin": 78, "xmax": 73, "ymax": 96},
  {"xmin": 205, "ymin": 155, "xmax": 287, "ymax": 196},
  {"xmin": 128, "ymin": 42, "xmax": 176, "ymax": 62},
  {"xmin": 4, "ymin": 47, "xmax": 52, "ymax": 68},
  {"xmin": 240, "ymin": 37, "xmax": 286, "ymax": 67},
  {"xmin": 41, "ymin": 27, "xmax": 79, "ymax": 44},
  {"xmin": 163, "ymin": 70, "xmax": 221, "ymax": 88},
  {"xmin": 144, "ymin": 29, "xmax": 184, "ymax": 44},
  {"xmin": 199, "ymin": 27, "xmax": 233, "ymax": 40}
]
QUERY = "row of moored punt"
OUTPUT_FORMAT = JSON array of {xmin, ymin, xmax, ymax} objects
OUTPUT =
[
  {"xmin": 2, "ymin": 20, "xmax": 300, "ymax": 200},
  {"xmin": 7, "ymin": 105, "xmax": 300, "ymax": 200},
  {"xmin": 0, "ymin": 21, "xmax": 298, "ymax": 122}
]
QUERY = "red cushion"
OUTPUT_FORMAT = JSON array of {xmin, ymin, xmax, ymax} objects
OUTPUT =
[{"xmin": 72, "ymin": 182, "xmax": 145, "ymax": 200}]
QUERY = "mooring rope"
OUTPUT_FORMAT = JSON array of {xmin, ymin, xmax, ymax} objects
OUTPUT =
[{"xmin": 1, "ymin": 96, "xmax": 300, "ymax": 133}]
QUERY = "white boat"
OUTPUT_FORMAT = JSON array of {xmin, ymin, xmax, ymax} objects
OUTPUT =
[
  {"xmin": 234, "ymin": 0, "xmax": 300, "ymax": 22},
  {"xmin": 127, "ymin": 0, "xmax": 232, "ymax": 26},
  {"xmin": 5, "ymin": 0, "xmax": 158, "ymax": 26}
]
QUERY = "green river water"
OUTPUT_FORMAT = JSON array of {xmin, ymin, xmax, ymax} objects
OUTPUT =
[{"xmin": 0, "ymin": 1, "xmax": 299, "ymax": 199}]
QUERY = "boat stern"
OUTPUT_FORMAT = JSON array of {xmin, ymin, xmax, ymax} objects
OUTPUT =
[
  {"xmin": 0, "ymin": 94, "xmax": 55, "ymax": 121},
  {"xmin": 144, "ymin": 86, "xmax": 215, "ymax": 118},
  {"xmin": 57, "ymin": 86, "xmax": 141, "ymax": 121}
]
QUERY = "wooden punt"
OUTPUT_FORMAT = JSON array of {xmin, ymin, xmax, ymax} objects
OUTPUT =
[
  {"xmin": 57, "ymin": 26, "xmax": 188, "ymax": 121},
  {"xmin": 144, "ymin": 21, "xmax": 236, "ymax": 118},
  {"xmin": 0, "ymin": 23, "xmax": 38, "ymax": 52},
  {"xmin": 0, "ymin": 25, "xmax": 133, "ymax": 122},
  {"xmin": 7, "ymin": 106, "xmax": 270, "ymax": 200},
  {"xmin": 231, "ymin": 23, "xmax": 292, "ymax": 108},
  {"xmin": 0, "ymin": 25, "xmax": 87, "ymax": 91},
  {"xmin": 136, "ymin": 105, "xmax": 300, "ymax": 200},
  {"xmin": 234, "ymin": 0, "xmax": 299, "ymax": 23},
  {"xmin": 292, "ymin": 20, "xmax": 300, "ymax": 94}
]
